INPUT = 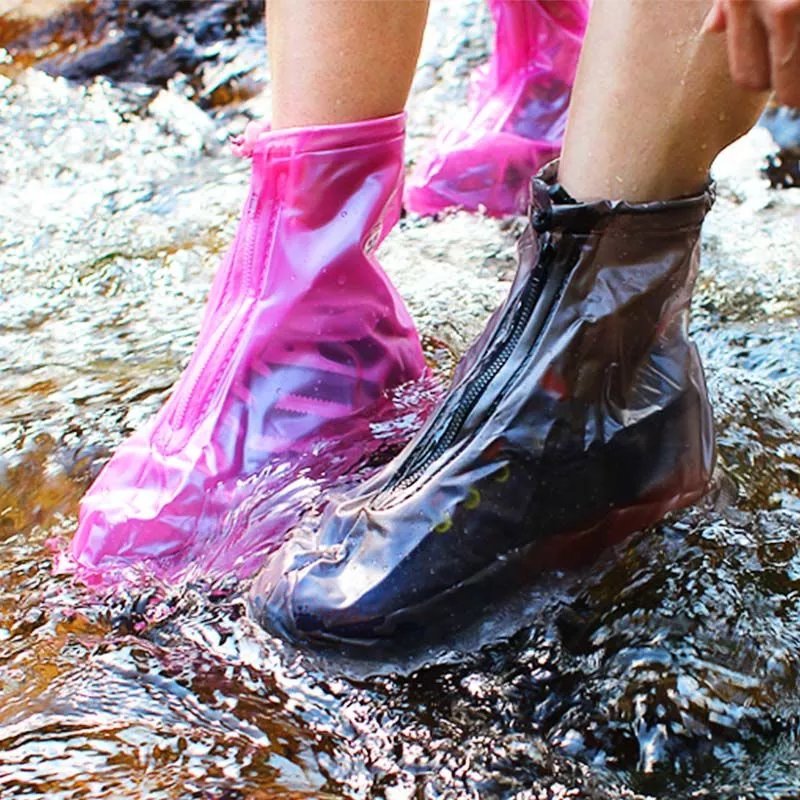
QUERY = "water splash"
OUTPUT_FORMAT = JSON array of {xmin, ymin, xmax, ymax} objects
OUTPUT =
[{"xmin": 54, "ymin": 376, "xmax": 443, "ymax": 597}]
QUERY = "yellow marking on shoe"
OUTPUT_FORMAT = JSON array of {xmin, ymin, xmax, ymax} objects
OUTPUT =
[
  {"xmin": 465, "ymin": 487, "xmax": 481, "ymax": 510},
  {"xmin": 434, "ymin": 514, "xmax": 453, "ymax": 534},
  {"xmin": 495, "ymin": 464, "xmax": 511, "ymax": 483}
]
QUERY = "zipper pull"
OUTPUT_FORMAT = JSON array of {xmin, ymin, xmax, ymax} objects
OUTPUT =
[{"xmin": 532, "ymin": 208, "xmax": 553, "ymax": 232}]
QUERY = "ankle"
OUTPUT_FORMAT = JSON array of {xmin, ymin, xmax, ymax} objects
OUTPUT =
[{"xmin": 558, "ymin": 161, "xmax": 709, "ymax": 204}]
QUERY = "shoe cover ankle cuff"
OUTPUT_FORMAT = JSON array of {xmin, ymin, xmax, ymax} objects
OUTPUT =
[
  {"xmin": 530, "ymin": 160, "xmax": 716, "ymax": 236},
  {"xmin": 231, "ymin": 112, "xmax": 406, "ymax": 159}
]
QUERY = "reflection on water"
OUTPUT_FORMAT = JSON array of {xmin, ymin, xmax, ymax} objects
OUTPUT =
[{"xmin": 2, "ymin": 3, "xmax": 800, "ymax": 798}]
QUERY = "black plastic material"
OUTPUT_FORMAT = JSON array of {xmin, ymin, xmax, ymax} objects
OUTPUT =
[{"xmin": 249, "ymin": 162, "xmax": 718, "ymax": 650}]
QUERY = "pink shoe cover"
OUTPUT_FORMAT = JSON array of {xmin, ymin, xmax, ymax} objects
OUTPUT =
[
  {"xmin": 406, "ymin": 0, "xmax": 588, "ymax": 218},
  {"xmin": 72, "ymin": 113, "xmax": 425, "ymax": 571}
]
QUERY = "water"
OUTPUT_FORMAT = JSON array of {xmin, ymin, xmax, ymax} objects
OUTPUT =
[{"xmin": 2, "ymin": 2, "xmax": 800, "ymax": 798}]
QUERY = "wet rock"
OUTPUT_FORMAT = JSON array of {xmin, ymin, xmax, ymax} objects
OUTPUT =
[
  {"xmin": 0, "ymin": 0, "xmax": 266, "ymax": 105},
  {"xmin": 763, "ymin": 148, "xmax": 800, "ymax": 190},
  {"xmin": 56, "ymin": 38, "xmax": 133, "ymax": 80},
  {"xmin": 759, "ymin": 105, "xmax": 800, "ymax": 190}
]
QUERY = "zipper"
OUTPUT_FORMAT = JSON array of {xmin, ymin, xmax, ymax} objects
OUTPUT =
[
  {"xmin": 377, "ymin": 237, "xmax": 557, "ymax": 499},
  {"xmin": 158, "ymin": 156, "xmax": 283, "ymax": 453}
]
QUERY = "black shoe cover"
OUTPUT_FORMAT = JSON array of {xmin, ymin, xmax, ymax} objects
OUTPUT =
[{"xmin": 249, "ymin": 162, "xmax": 717, "ymax": 649}]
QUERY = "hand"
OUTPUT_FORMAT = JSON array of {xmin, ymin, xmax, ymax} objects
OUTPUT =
[{"xmin": 703, "ymin": 0, "xmax": 800, "ymax": 107}]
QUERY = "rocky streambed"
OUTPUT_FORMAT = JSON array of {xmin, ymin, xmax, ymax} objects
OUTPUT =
[{"xmin": 1, "ymin": 2, "xmax": 800, "ymax": 798}]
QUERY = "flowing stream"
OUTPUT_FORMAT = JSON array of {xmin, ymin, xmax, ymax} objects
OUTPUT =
[{"xmin": 1, "ymin": 2, "xmax": 800, "ymax": 798}]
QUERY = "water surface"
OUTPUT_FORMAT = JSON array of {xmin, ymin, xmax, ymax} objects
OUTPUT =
[{"xmin": 2, "ymin": 3, "xmax": 800, "ymax": 798}]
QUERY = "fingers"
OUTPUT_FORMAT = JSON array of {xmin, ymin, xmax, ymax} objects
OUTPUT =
[
  {"xmin": 726, "ymin": 0, "xmax": 772, "ymax": 91},
  {"xmin": 702, "ymin": 0, "xmax": 800, "ymax": 107},
  {"xmin": 701, "ymin": 0, "xmax": 729, "ymax": 33},
  {"xmin": 766, "ymin": 1, "xmax": 800, "ymax": 106}
]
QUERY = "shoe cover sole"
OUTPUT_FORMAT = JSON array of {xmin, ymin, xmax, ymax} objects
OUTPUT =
[{"xmin": 253, "ymin": 478, "xmax": 709, "ymax": 656}]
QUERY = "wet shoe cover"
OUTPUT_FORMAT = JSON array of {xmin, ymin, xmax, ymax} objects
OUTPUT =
[
  {"xmin": 251, "ymin": 163, "xmax": 717, "ymax": 648},
  {"xmin": 72, "ymin": 113, "xmax": 425, "ymax": 570},
  {"xmin": 405, "ymin": 0, "xmax": 588, "ymax": 218}
]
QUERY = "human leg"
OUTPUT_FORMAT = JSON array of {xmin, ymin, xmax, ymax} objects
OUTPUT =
[
  {"xmin": 269, "ymin": 0, "xmax": 428, "ymax": 129},
  {"xmin": 73, "ymin": 3, "xmax": 429, "ymax": 570},
  {"xmin": 559, "ymin": 0, "xmax": 768, "ymax": 202},
  {"xmin": 252, "ymin": 1, "xmax": 773, "ymax": 646}
]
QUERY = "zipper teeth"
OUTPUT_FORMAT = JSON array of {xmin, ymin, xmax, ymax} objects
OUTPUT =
[
  {"xmin": 378, "ymin": 242, "xmax": 554, "ymax": 500},
  {"xmin": 168, "ymin": 189, "xmax": 261, "ymax": 435},
  {"xmin": 164, "ymin": 150, "xmax": 290, "ymax": 445}
]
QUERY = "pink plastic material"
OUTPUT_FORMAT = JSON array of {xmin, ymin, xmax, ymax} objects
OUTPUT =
[
  {"xmin": 72, "ymin": 113, "xmax": 425, "ymax": 569},
  {"xmin": 405, "ymin": 0, "xmax": 588, "ymax": 218}
]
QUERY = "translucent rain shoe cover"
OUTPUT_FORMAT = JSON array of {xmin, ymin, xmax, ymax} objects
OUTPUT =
[
  {"xmin": 405, "ymin": 0, "xmax": 588, "ymax": 218},
  {"xmin": 72, "ymin": 113, "xmax": 425, "ymax": 571},
  {"xmin": 251, "ymin": 163, "xmax": 717, "ymax": 649}
]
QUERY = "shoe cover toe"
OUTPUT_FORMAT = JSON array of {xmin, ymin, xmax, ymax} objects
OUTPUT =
[
  {"xmin": 248, "ymin": 543, "xmax": 301, "ymax": 639},
  {"xmin": 75, "ymin": 487, "xmax": 198, "ymax": 564},
  {"xmin": 247, "ymin": 527, "xmax": 344, "ymax": 641}
]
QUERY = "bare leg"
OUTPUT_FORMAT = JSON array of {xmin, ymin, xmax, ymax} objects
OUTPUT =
[
  {"xmin": 559, "ymin": 0, "xmax": 769, "ymax": 202},
  {"xmin": 268, "ymin": 0, "xmax": 429, "ymax": 129}
]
